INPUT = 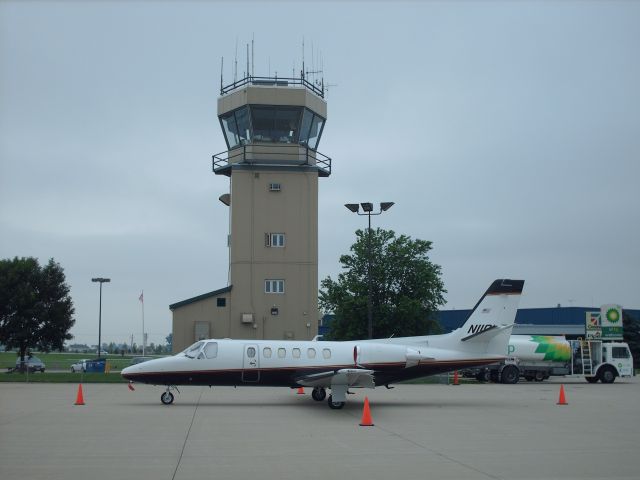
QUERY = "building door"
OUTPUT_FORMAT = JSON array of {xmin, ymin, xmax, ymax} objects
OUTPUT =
[{"xmin": 242, "ymin": 344, "xmax": 260, "ymax": 382}]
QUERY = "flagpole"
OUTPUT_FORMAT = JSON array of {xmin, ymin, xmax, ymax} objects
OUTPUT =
[{"xmin": 139, "ymin": 291, "xmax": 145, "ymax": 356}]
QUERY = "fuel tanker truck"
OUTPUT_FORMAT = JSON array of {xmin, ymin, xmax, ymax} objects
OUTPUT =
[{"xmin": 462, "ymin": 335, "xmax": 633, "ymax": 384}]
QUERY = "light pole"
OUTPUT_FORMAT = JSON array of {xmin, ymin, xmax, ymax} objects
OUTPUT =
[
  {"xmin": 91, "ymin": 277, "xmax": 110, "ymax": 357},
  {"xmin": 344, "ymin": 202, "xmax": 394, "ymax": 339}
]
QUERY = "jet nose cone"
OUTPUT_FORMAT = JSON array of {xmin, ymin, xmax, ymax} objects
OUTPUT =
[{"xmin": 121, "ymin": 365, "xmax": 135, "ymax": 380}]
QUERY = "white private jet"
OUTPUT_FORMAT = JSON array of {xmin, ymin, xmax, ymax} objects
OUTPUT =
[{"xmin": 122, "ymin": 279, "xmax": 524, "ymax": 408}]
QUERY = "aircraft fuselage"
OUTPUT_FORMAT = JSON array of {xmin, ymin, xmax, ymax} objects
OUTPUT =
[{"xmin": 122, "ymin": 338, "xmax": 503, "ymax": 387}]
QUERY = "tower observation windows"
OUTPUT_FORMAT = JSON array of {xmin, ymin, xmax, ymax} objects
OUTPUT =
[
  {"xmin": 220, "ymin": 106, "xmax": 251, "ymax": 149},
  {"xmin": 299, "ymin": 109, "xmax": 325, "ymax": 150},
  {"xmin": 219, "ymin": 106, "xmax": 325, "ymax": 150},
  {"xmin": 252, "ymin": 106, "xmax": 301, "ymax": 143}
]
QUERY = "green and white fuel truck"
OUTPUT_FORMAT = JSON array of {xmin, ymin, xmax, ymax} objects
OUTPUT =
[{"xmin": 463, "ymin": 335, "xmax": 633, "ymax": 384}]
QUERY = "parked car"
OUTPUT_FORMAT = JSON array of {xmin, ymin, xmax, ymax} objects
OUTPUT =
[
  {"xmin": 15, "ymin": 356, "xmax": 46, "ymax": 373},
  {"xmin": 71, "ymin": 359, "xmax": 90, "ymax": 373},
  {"xmin": 129, "ymin": 356, "xmax": 153, "ymax": 366}
]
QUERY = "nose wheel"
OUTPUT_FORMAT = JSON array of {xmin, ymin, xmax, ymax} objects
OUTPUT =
[
  {"xmin": 160, "ymin": 386, "xmax": 179, "ymax": 405},
  {"xmin": 160, "ymin": 391, "xmax": 174, "ymax": 405}
]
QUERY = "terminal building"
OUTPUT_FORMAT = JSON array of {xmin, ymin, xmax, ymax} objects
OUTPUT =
[
  {"xmin": 170, "ymin": 75, "xmax": 330, "ymax": 353},
  {"xmin": 319, "ymin": 307, "xmax": 640, "ymax": 339}
]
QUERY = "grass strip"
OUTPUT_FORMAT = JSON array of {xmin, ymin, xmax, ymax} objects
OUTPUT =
[{"xmin": 0, "ymin": 372, "xmax": 127, "ymax": 383}]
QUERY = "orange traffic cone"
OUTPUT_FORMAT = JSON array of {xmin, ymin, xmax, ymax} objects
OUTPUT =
[
  {"xmin": 453, "ymin": 370, "xmax": 460, "ymax": 385},
  {"xmin": 74, "ymin": 384, "xmax": 85, "ymax": 405},
  {"xmin": 359, "ymin": 396, "xmax": 374, "ymax": 426},
  {"xmin": 557, "ymin": 384, "xmax": 568, "ymax": 405},
  {"xmin": 297, "ymin": 387, "xmax": 305, "ymax": 395}
]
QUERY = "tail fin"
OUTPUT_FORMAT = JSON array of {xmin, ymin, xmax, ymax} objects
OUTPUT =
[{"xmin": 451, "ymin": 279, "xmax": 524, "ymax": 354}]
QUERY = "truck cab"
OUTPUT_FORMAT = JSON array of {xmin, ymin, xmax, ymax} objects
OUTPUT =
[{"xmin": 570, "ymin": 340, "xmax": 633, "ymax": 383}]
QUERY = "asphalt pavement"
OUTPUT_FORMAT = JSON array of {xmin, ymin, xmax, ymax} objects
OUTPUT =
[{"xmin": 0, "ymin": 377, "xmax": 638, "ymax": 480}]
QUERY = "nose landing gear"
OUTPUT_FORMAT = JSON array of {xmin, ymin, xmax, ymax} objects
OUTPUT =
[{"xmin": 160, "ymin": 386, "xmax": 180, "ymax": 405}]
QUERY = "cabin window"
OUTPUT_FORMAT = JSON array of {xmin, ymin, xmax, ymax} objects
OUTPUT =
[
  {"xmin": 322, "ymin": 348, "xmax": 331, "ymax": 359},
  {"xmin": 204, "ymin": 342, "xmax": 218, "ymax": 359},
  {"xmin": 278, "ymin": 347, "xmax": 286, "ymax": 358},
  {"xmin": 292, "ymin": 348, "xmax": 301, "ymax": 359},
  {"xmin": 247, "ymin": 347, "xmax": 256, "ymax": 358},
  {"xmin": 612, "ymin": 347, "xmax": 630, "ymax": 359},
  {"xmin": 263, "ymin": 347, "xmax": 272, "ymax": 358},
  {"xmin": 307, "ymin": 348, "xmax": 316, "ymax": 359}
]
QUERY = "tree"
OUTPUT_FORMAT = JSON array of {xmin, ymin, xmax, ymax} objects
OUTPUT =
[
  {"xmin": 320, "ymin": 228, "xmax": 446, "ymax": 340},
  {"xmin": 623, "ymin": 311, "xmax": 640, "ymax": 370},
  {"xmin": 0, "ymin": 257, "xmax": 75, "ymax": 367}
]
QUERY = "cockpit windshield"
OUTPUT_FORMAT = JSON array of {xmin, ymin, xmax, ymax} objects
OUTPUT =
[{"xmin": 183, "ymin": 341, "xmax": 204, "ymax": 359}]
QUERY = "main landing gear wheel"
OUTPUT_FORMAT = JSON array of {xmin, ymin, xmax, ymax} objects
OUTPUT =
[
  {"xmin": 327, "ymin": 395, "xmax": 345, "ymax": 410},
  {"xmin": 312, "ymin": 387, "xmax": 327, "ymax": 401},
  {"xmin": 161, "ymin": 391, "xmax": 174, "ymax": 405}
]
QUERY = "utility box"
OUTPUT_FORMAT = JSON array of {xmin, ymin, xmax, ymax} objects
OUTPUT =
[{"xmin": 85, "ymin": 358, "xmax": 106, "ymax": 373}]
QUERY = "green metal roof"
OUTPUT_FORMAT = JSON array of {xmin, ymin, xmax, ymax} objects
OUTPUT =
[{"xmin": 169, "ymin": 286, "xmax": 232, "ymax": 310}]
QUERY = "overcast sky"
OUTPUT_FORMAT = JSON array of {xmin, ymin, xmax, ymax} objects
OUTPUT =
[{"xmin": 1, "ymin": 1, "xmax": 638, "ymax": 347}]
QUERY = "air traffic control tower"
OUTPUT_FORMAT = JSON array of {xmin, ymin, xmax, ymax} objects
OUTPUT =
[{"xmin": 170, "ymin": 74, "xmax": 330, "ymax": 351}]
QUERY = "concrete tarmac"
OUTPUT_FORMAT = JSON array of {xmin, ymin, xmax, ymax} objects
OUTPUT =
[{"xmin": 0, "ymin": 377, "xmax": 638, "ymax": 480}]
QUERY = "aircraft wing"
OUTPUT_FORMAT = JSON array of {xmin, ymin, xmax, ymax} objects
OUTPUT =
[{"xmin": 296, "ymin": 368, "xmax": 375, "ymax": 389}]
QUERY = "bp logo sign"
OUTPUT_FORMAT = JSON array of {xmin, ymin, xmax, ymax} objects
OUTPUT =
[
  {"xmin": 600, "ymin": 305, "xmax": 623, "ymax": 340},
  {"xmin": 606, "ymin": 308, "xmax": 620, "ymax": 324}
]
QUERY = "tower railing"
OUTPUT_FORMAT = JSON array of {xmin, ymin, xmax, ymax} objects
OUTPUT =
[
  {"xmin": 220, "ymin": 75, "xmax": 324, "ymax": 98},
  {"xmin": 212, "ymin": 144, "xmax": 331, "ymax": 177}
]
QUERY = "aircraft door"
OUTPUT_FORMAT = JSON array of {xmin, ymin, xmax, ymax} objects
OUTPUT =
[{"xmin": 242, "ymin": 344, "xmax": 260, "ymax": 382}]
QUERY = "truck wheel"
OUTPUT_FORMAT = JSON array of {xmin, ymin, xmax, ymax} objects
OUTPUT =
[
  {"xmin": 534, "ymin": 371, "xmax": 545, "ymax": 382},
  {"xmin": 501, "ymin": 365, "xmax": 519, "ymax": 384},
  {"xmin": 475, "ymin": 371, "xmax": 489, "ymax": 382},
  {"xmin": 598, "ymin": 366, "xmax": 616, "ymax": 384}
]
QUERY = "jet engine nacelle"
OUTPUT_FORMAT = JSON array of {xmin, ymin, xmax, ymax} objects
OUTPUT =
[{"xmin": 354, "ymin": 344, "xmax": 433, "ymax": 368}]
